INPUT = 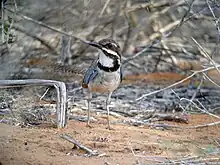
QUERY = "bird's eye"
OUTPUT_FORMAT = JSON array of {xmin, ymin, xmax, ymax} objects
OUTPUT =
[{"xmin": 107, "ymin": 43, "xmax": 113, "ymax": 49}]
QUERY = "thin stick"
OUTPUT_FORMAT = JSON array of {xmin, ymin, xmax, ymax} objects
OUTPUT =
[
  {"xmin": 142, "ymin": 121, "xmax": 220, "ymax": 129},
  {"xmin": 185, "ymin": 78, "xmax": 203, "ymax": 110},
  {"xmin": 170, "ymin": 89, "xmax": 186, "ymax": 113},
  {"xmin": 202, "ymin": 72, "xmax": 220, "ymax": 88},
  {"xmin": 127, "ymin": 141, "xmax": 176, "ymax": 163},
  {"xmin": 136, "ymin": 65, "xmax": 220, "ymax": 101},
  {"xmin": 4, "ymin": 8, "xmax": 89, "ymax": 45},
  {"xmin": 191, "ymin": 37, "xmax": 220, "ymax": 75},
  {"xmin": 127, "ymin": 119, "xmax": 220, "ymax": 129},
  {"xmin": 180, "ymin": 98, "xmax": 220, "ymax": 120},
  {"xmin": 206, "ymin": 0, "xmax": 220, "ymax": 36},
  {"xmin": 123, "ymin": 0, "xmax": 197, "ymax": 64},
  {"xmin": 60, "ymin": 134, "xmax": 98, "ymax": 156},
  {"xmin": 40, "ymin": 87, "xmax": 51, "ymax": 100},
  {"xmin": 99, "ymin": 0, "xmax": 111, "ymax": 17},
  {"xmin": 11, "ymin": 24, "xmax": 57, "ymax": 54},
  {"xmin": 1, "ymin": 0, "xmax": 5, "ymax": 42}
]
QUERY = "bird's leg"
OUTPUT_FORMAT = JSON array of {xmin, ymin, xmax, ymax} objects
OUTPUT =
[
  {"xmin": 106, "ymin": 91, "xmax": 113, "ymax": 130},
  {"xmin": 86, "ymin": 91, "xmax": 92, "ymax": 128}
]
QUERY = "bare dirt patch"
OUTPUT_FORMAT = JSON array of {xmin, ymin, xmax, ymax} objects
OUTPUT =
[{"xmin": 0, "ymin": 114, "xmax": 219, "ymax": 165}]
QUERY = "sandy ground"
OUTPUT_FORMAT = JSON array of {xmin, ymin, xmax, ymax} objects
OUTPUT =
[{"xmin": 0, "ymin": 114, "xmax": 219, "ymax": 165}]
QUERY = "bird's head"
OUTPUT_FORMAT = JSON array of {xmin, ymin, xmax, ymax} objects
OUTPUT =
[{"xmin": 88, "ymin": 39, "xmax": 121, "ymax": 71}]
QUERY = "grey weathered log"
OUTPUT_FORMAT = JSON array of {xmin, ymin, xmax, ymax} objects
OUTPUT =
[{"xmin": 0, "ymin": 79, "xmax": 67, "ymax": 128}]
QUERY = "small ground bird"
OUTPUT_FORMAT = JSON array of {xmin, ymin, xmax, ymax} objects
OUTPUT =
[{"xmin": 82, "ymin": 39, "xmax": 122, "ymax": 129}]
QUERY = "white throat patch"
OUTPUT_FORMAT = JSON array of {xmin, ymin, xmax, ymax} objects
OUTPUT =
[{"xmin": 98, "ymin": 50, "xmax": 114, "ymax": 67}]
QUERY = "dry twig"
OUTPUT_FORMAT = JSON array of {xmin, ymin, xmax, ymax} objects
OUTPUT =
[
  {"xmin": 191, "ymin": 37, "xmax": 220, "ymax": 75},
  {"xmin": 149, "ymin": 113, "xmax": 189, "ymax": 124},
  {"xmin": 136, "ymin": 65, "xmax": 220, "ymax": 101},
  {"xmin": 60, "ymin": 134, "xmax": 98, "ymax": 156},
  {"xmin": 1, "ymin": 0, "xmax": 4, "ymax": 42},
  {"xmin": 127, "ymin": 141, "xmax": 175, "ymax": 163},
  {"xmin": 5, "ymin": 7, "xmax": 89, "ymax": 45},
  {"xmin": 128, "ymin": 120, "xmax": 220, "ymax": 130}
]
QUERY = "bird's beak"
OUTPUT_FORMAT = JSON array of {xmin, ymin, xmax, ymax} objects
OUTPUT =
[{"xmin": 88, "ymin": 41, "xmax": 102, "ymax": 49}]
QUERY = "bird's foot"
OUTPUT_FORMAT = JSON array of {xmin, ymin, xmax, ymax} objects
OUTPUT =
[
  {"xmin": 106, "ymin": 125, "xmax": 115, "ymax": 130},
  {"xmin": 86, "ymin": 123, "xmax": 93, "ymax": 128}
]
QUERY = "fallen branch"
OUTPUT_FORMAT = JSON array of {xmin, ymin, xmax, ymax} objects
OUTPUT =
[
  {"xmin": 152, "ymin": 121, "xmax": 220, "ymax": 129},
  {"xmin": 60, "ymin": 134, "xmax": 98, "ymax": 156},
  {"xmin": 127, "ymin": 119, "xmax": 220, "ymax": 129},
  {"xmin": 149, "ymin": 113, "xmax": 189, "ymax": 124}
]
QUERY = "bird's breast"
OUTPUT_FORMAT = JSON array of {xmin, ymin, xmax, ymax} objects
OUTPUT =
[{"xmin": 88, "ymin": 69, "xmax": 121, "ymax": 93}]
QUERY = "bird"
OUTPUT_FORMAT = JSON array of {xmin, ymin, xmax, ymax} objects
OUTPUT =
[{"xmin": 82, "ymin": 38, "xmax": 122, "ymax": 130}]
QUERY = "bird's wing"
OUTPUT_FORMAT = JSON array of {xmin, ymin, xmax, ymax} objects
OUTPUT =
[
  {"xmin": 82, "ymin": 59, "xmax": 99, "ymax": 88},
  {"xmin": 120, "ymin": 67, "xmax": 123, "ymax": 82}
]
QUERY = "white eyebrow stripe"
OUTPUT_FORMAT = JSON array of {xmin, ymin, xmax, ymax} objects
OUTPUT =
[
  {"xmin": 102, "ymin": 47, "xmax": 118, "ymax": 57},
  {"xmin": 112, "ymin": 43, "xmax": 118, "ymax": 47}
]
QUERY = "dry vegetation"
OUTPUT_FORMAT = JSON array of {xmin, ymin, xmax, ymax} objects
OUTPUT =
[{"xmin": 0, "ymin": 0, "xmax": 220, "ymax": 164}]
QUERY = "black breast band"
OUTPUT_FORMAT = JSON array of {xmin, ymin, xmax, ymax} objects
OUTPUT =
[{"xmin": 97, "ymin": 60, "xmax": 120, "ymax": 72}]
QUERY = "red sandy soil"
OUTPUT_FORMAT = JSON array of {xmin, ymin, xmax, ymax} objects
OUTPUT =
[
  {"xmin": 123, "ymin": 71, "xmax": 220, "ymax": 86},
  {"xmin": 0, "ymin": 114, "xmax": 219, "ymax": 165}
]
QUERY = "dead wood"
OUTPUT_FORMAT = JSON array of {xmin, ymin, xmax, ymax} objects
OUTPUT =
[
  {"xmin": 149, "ymin": 113, "xmax": 189, "ymax": 124},
  {"xmin": 60, "ymin": 134, "xmax": 98, "ymax": 156},
  {"xmin": 128, "ymin": 119, "xmax": 220, "ymax": 130}
]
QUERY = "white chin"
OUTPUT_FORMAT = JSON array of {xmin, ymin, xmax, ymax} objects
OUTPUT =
[{"xmin": 99, "ymin": 52, "xmax": 114, "ymax": 67}]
